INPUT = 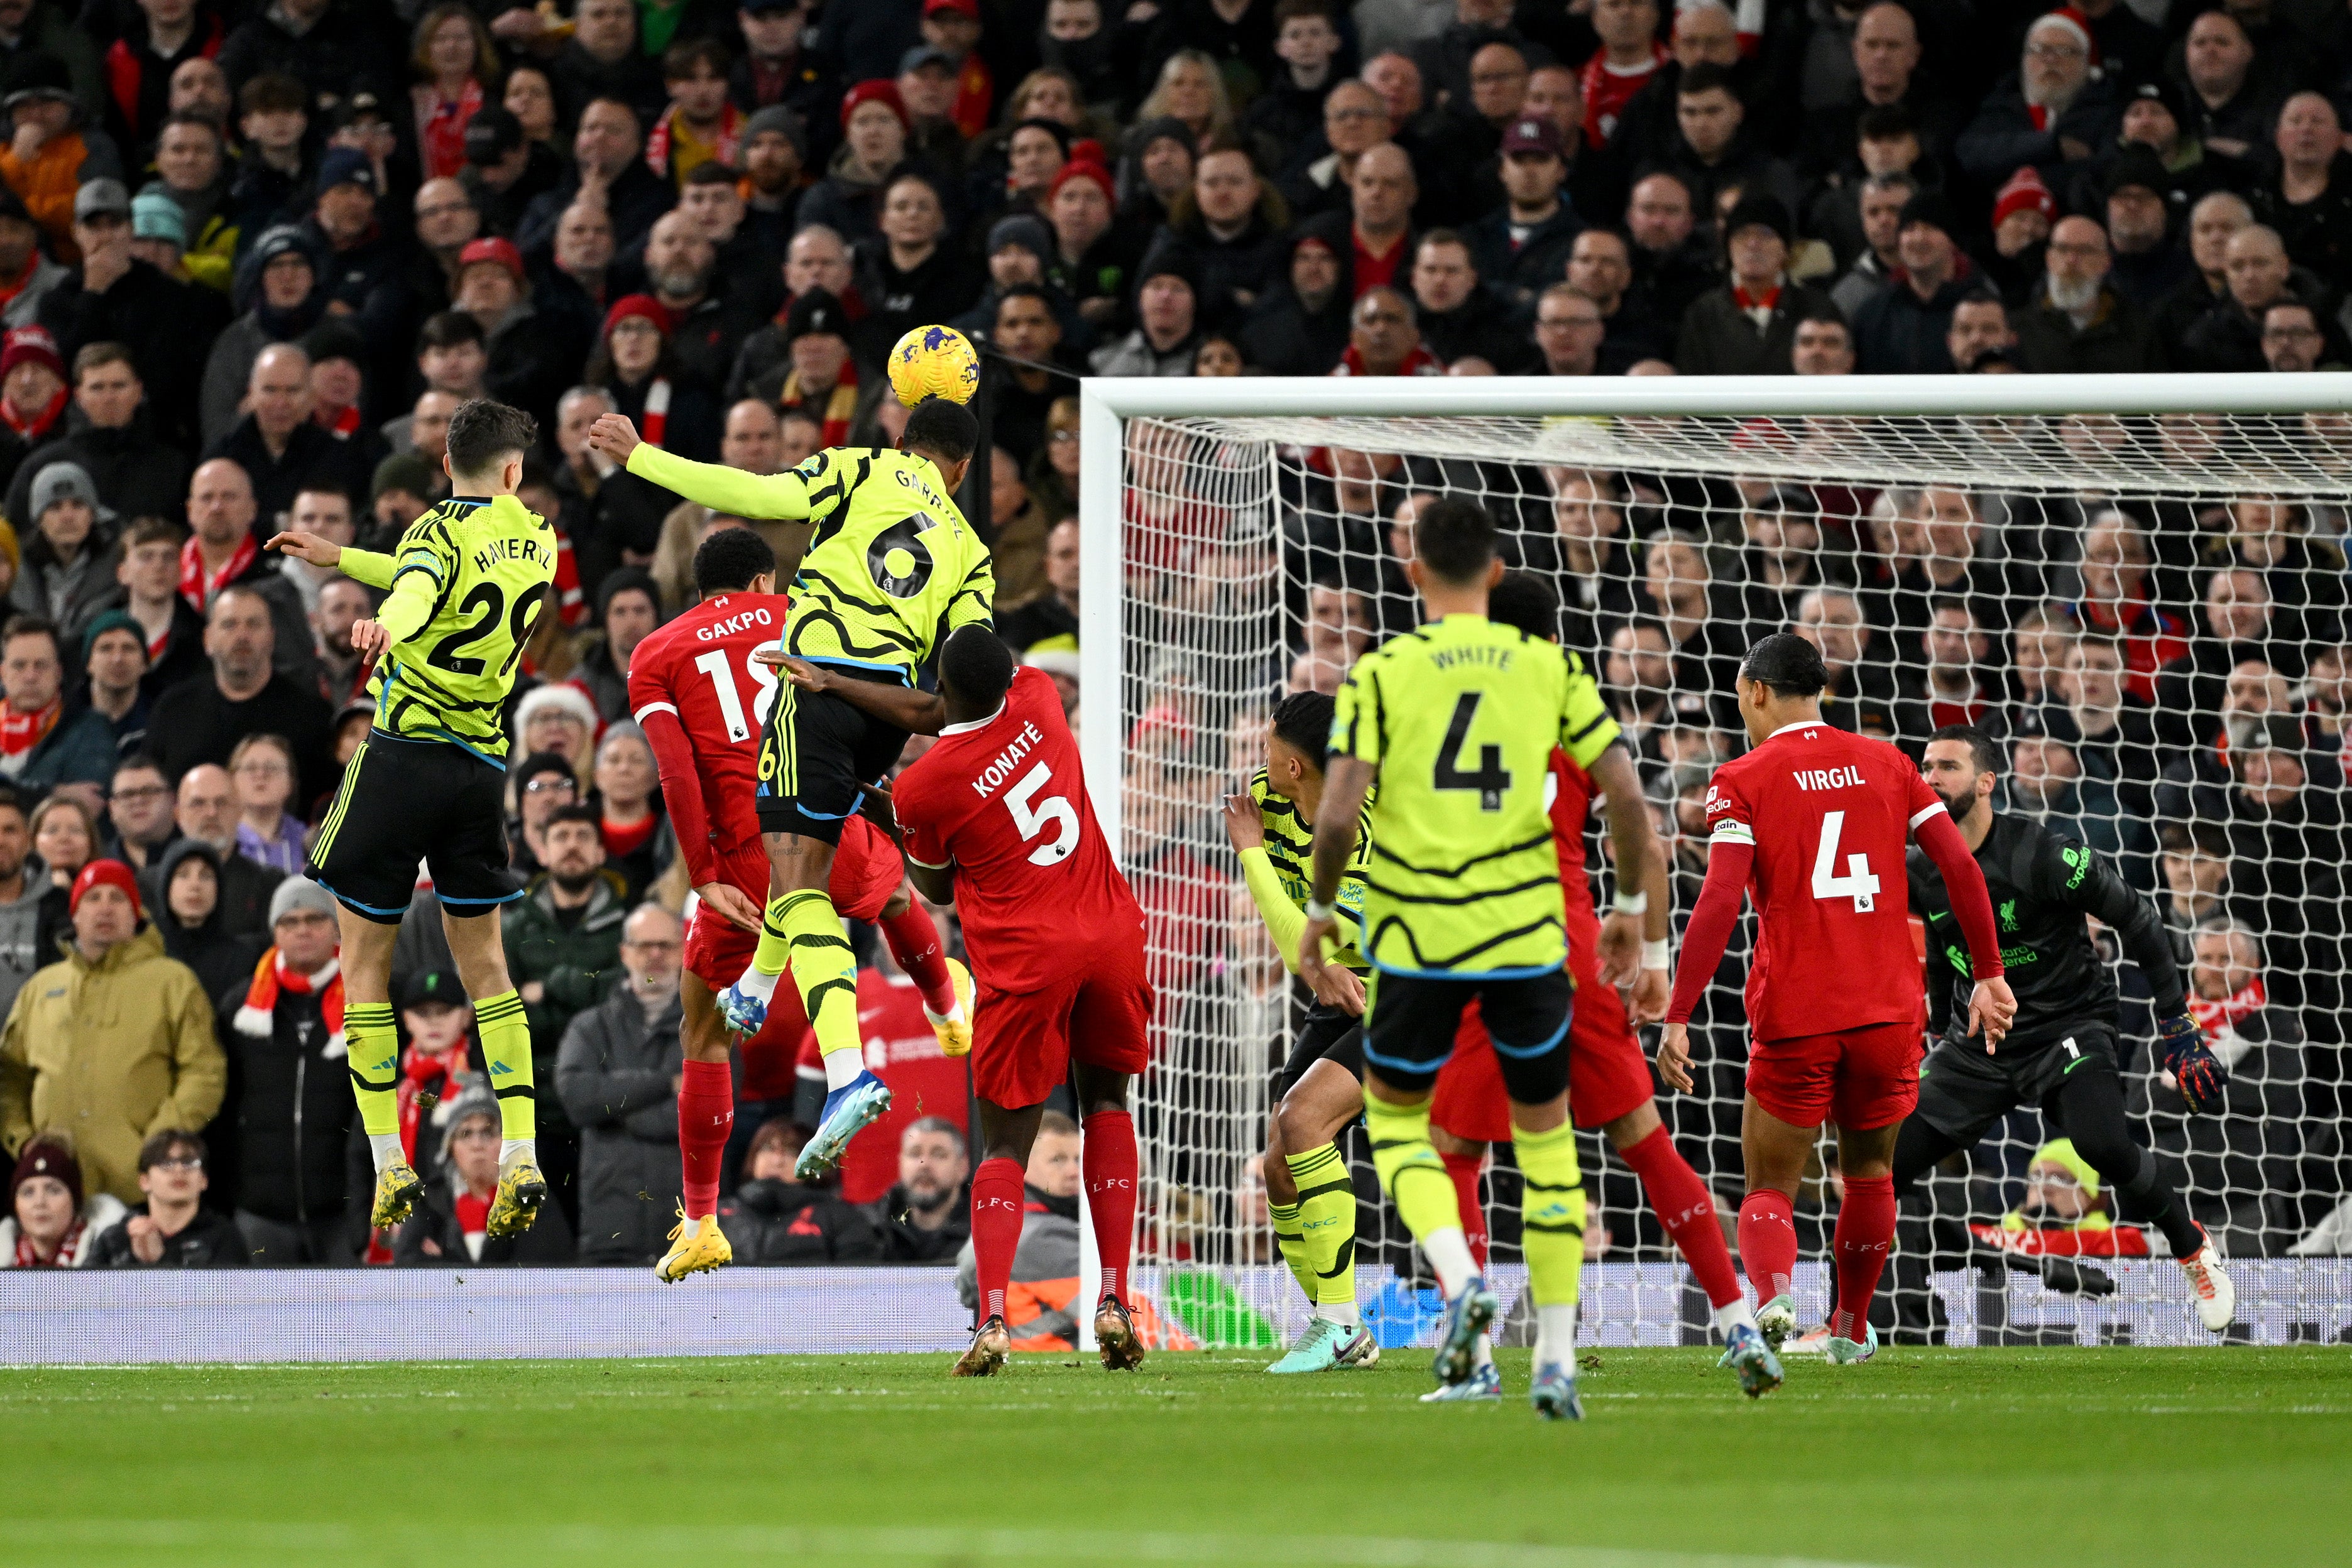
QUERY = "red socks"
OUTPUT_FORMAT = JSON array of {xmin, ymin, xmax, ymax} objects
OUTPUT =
[
  {"xmin": 1737, "ymin": 1189, "xmax": 1798, "ymax": 1306},
  {"xmin": 1441, "ymin": 1150, "xmax": 1489, "ymax": 1271},
  {"xmin": 1621, "ymin": 1124, "xmax": 1742, "ymax": 1310},
  {"xmin": 878, "ymin": 899, "xmax": 958, "ymax": 1016},
  {"xmin": 1830, "ymin": 1174, "xmax": 1897, "ymax": 1342},
  {"xmin": 1082, "ymin": 1109, "xmax": 1139, "ymax": 1304},
  {"xmin": 970, "ymin": 1157, "xmax": 1026, "ymax": 1325},
  {"xmin": 676, "ymin": 1059, "xmax": 733, "ymax": 1221}
]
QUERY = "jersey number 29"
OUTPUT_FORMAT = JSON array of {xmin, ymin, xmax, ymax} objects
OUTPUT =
[
  {"xmin": 1006, "ymin": 762, "xmax": 1078, "ymax": 866},
  {"xmin": 1811, "ymin": 810, "xmax": 1881, "ymax": 913}
]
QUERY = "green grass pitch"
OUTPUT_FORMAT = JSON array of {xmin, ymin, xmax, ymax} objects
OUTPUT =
[{"xmin": 6, "ymin": 1347, "xmax": 2346, "ymax": 1567}]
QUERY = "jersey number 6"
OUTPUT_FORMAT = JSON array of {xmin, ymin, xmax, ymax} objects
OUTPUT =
[
  {"xmin": 1811, "ymin": 809, "xmax": 1881, "ymax": 913},
  {"xmin": 1005, "ymin": 762, "xmax": 1078, "ymax": 866},
  {"xmin": 867, "ymin": 514, "xmax": 938, "ymax": 599}
]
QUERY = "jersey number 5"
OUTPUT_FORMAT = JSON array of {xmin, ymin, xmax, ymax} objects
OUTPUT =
[
  {"xmin": 1811, "ymin": 810, "xmax": 1881, "ymax": 913},
  {"xmin": 1433, "ymin": 692, "xmax": 1511, "ymax": 810},
  {"xmin": 1005, "ymin": 762, "xmax": 1078, "ymax": 866}
]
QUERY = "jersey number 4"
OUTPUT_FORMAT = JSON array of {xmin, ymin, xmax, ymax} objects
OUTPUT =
[
  {"xmin": 428, "ymin": 582, "xmax": 544, "ymax": 679},
  {"xmin": 1811, "ymin": 810, "xmax": 1881, "ymax": 913},
  {"xmin": 1006, "ymin": 762, "xmax": 1078, "ymax": 867},
  {"xmin": 1433, "ymin": 693, "xmax": 1511, "ymax": 810}
]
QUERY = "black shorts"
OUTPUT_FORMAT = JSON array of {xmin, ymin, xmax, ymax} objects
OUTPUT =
[
  {"xmin": 1913, "ymin": 1023, "xmax": 2121, "ymax": 1147},
  {"xmin": 755, "ymin": 670, "xmax": 910, "ymax": 846},
  {"xmin": 309, "ymin": 733, "xmax": 520, "ymax": 925},
  {"xmin": 1275, "ymin": 1001, "xmax": 1364, "ymax": 1100},
  {"xmin": 1364, "ymin": 966, "xmax": 1574, "ymax": 1101}
]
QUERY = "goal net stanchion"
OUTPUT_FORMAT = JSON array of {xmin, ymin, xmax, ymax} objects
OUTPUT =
[{"xmin": 1078, "ymin": 373, "xmax": 2352, "ymax": 1351}]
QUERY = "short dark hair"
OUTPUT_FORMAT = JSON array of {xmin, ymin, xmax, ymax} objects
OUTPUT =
[
  {"xmin": 125, "ymin": 515, "xmax": 185, "ymax": 550},
  {"xmin": 1678, "ymin": 62, "xmax": 1739, "ymax": 99},
  {"xmin": 1739, "ymin": 631, "xmax": 1829, "ymax": 697},
  {"xmin": 692, "ymin": 526, "xmax": 777, "ymax": 594},
  {"xmin": 1856, "ymin": 102, "xmax": 1917, "ymax": 141},
  {"xmin": 0, "ymin": 784, "xmax": 24, "ymax": 825},
  {"xmin": 1928, "ymin": 723, "xmax": 1998, "ymax": 773},
  {"xmin": 1413, "ymin": 496, "xmax": 1496, "ymax": 585},
  {"xmin": 1269, "ymin": 690, "xmax": 1333, "ymax": 763},
  {"xmin": 113, "ymin": 753, "xmax": 166, "ymax": 783},
  {"xmin": 1272, "ymin": 0, "xmax": 1335, "ymax": 23},
  {"xmin": 444, "ymin": 398, "xmax": 537, "ymax": 479},
  {"xmin": 996, "ymin": 282, "xmax": 1053, "ymax": 315},
  {"xmin": 663, "ymin": 35, "xmax": 729, "ymax": 80},
  {"xmin": 544, "ymin": 802, "xmax": 603, "ymax": 834},
  {"xmin": 137, "ymin": 1128, "xmax": 205, "ymax": 1173},
  {"xmin": 2158, "ymin": 820, "xmax": 2229, "ymax": 858},
  {"xmin": 903, "ymin": 396, "xmax": 980, "ymax": 466},
  {"xmin": 2, "ymin": 614, "xmax": 59, "ymax": 658},
  {"xmin": 683, "ymin": 160, "xmax": 739, "ymax": 188},
  {"xmin": 939, "ymin": 623, "xmax": 1014, "ymax": 710},
  {"xmin": 418, "ymin": 310, "xmax": 486, "ymax": 353},
  {"xmin": 238, "ymin": 73, "xmax": 305, "ymax": 117},
  {"xmin": 1486, "ymin": 569, "xmax": 1560, "ymax": 641},
  {"xmin": 160, "ymin": 110, "xmax": 222, "ymax": 145}
]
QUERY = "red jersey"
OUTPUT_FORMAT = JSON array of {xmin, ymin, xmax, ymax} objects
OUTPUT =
[
  {"xmin": 626, "ymin": 591, "xmax": 788, "ymax": 883},
  {"xmin": 793, "ymin": 969, "xmax": 971, "ymax": 1204},
  {"xmin": 1702, "ymin": 721, "xmax": 1944, "ymax": 1042},
  {"xmin": 1544, "ymin": 749, "xmax": 1606, "ymax": 983},
  {"xmin": 892, "ymin": 667, "xmax": 1143, "ymax": 993}
]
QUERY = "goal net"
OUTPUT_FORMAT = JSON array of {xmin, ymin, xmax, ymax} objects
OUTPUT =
[{"xmin": 1080, "ymin": 374, "xmax": 2352, "ymax": 1351}]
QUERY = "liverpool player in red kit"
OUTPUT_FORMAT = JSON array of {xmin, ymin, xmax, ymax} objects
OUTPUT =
[
  {"xmin": 774, "ymin": 626, "xmax": 1153, "ymax": 1378},
  {"xmin": 1443, "ymin": 572, "xmax": 1761, "ymax": 1392},
  {"xmin": 627, "ymin": 530, "xmax": 975, "ymax": 1283},
  {"xmin": 1661, "ymin": 633, "xmax": 2015, "ymax": 1371}
]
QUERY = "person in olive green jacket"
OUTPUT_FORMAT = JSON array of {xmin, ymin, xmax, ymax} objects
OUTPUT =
[{"xmin": 0, "ymin": 859, "xmax": 223, "ymax": 1203}]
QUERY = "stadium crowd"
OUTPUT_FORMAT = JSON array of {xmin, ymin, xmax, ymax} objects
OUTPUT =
[{"xmin": 0, "ymin": 0, "xmax": 2346, "ymax": 1278}]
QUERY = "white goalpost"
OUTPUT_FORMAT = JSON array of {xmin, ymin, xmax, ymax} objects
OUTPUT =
[{"xmin": 1078, "ymin": 373, "xmax": 2352, "ymax": 1353}]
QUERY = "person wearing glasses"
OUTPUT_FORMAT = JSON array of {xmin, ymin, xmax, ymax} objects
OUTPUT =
[
  {"xmin": 557, "ymin": 903, "xmax": 687, "ymax": 1264},
  {"xmin": 88, "ymin": 1128, "xmax": 248, "ymax": 1266}
]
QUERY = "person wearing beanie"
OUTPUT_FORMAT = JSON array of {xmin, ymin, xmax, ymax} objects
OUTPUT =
[
  {"xmin": 765, "ymin": 285, "xmax": 882, "ymax": 449},
  {"xmin": 504, "ymin": 749, "xmax": 580, "ymax": 877},
  {"xmin": 391, "ymin": 1081, "xmax": 575, "ymax": 1265},
  {"xmin": 1850, "ymin": 187, "xmax": 1989, "ymax": 373},
  {"xmin": 0, "ymin": 321, "xmax": 67, "ymax": 444},
  {"xmin": 735, "ymin": 102, "xmax": 812, "ymax": 248},
  {"xmin": 1, "ymin": 1133, "xmax": 126, "ymax": 1266},
  {"xmin": 1119, "ymin": 114, "xmax": 1196, "ymax": 232},
  {"xmin": 9, "ymin": 457, "xmax": 121, "ymax": 644},
  {"xmin": 1087, "ymin": 246, "xmax": 1202, "ymax": 376},
  {"xmin": 797, "ymin": 79, "xmax": 916, "ymax": 245},
  {"xmin": 589, "ymin": 288, "xmax": 721, "ymax": 467},
  {"xmin": 211, "ymin": 873, "xmax": 351, "ymax": 1262},
  {"xmin": 1676, "ymin": 193, "xmax": 1836, "ymax": 377},
  {"xmin": 73, "ymin": 608, "xmax": 149, "ymax": 754},
  {"xmin": 0, "ymin": 854, "xmax": 224, "ymax": 1204},
  {"xmin": 1044, "ymin": 142, "xmax": 1136, "ymax": 331},
  {"xmin": 1954, "ymin": 8, "xmax": 2119, "ymax": 188},
  {"xmin": 730, "ymin": 1, "xmax": 840, "ymax": 162},
  {"xmin": 0, "ymin": 340, "xmax": 180, "ymax": 540},
  {"xmin": 567, "ymin": 565, "xmax": 664, "ymax": 725}
]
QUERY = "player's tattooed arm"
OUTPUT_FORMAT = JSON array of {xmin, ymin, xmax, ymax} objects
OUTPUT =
[
  {"xmin": 1299, "ymin": 755, "xmax": 1375, "ymax": 1008},
  {"xmin": 764, "ymin": 651, "xmax": 949, "ymax": 733}
]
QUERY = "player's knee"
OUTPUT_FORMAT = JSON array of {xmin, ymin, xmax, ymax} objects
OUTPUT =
[
  {"xmin": 880, "ymin": 886, "xmax": 912, "ymax": 919},
  {"xmin": 1602, "ymin": 1099, "xmax": 1662, "ymax": 1150},
  {"xmin": 1275, "ymin": 1096, "xmax": 1327, "ymax": 1153}
]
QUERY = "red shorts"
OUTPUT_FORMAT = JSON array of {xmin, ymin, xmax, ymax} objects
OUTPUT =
[
  {"xmin": 1436, "ymin": 981, "xmax": 1654, "ymax": 1145},
  {"xmin": 1746, "ymin": 1019, "xmax": 1922, "ymax": 1131},
  {"xmin": 681, "ymin": 817, "xmax": 904, "ymax": 992},
  {"xmin": 971, "ymin": 932, "xmax": 1154, "ymax": 1108}
]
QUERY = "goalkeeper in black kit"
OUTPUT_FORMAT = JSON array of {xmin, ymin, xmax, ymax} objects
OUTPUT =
[{"xmin": 1902, "ymin": 727, "xmax": 2236, "ymax": 1331}]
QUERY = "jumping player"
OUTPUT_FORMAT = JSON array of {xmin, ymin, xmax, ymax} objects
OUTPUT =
[
  {"xmin": 625, "ymin": 528, "xmax": 977, "ymax": 1283},
  {"xmin": 773, "ymin": 628, "xmax": 1153, "ymax": 1378},
  {"xmin": 1300, "ymin": 498, "xmax": 1665, "ymax": 1419},
  {"xmin": 1903, "ymin": 726, "xmax": 2234, "ymax": 1329},
  {"xmin": 1660, "ymin": 633, "xmax": 2016, "ymax": 1368},
  {"xmin": 1441, "ymin": 571, "xmax": 1766, "ymax": 1396},
  {"xmin": 587, "ymin": 399, "xmax": 992, "ymax": 1180},
  {"xmin": 266, "ymin": 398, "xmax": 557, "ymax": 1239}
]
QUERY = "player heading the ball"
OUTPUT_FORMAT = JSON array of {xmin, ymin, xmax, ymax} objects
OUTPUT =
[
  {"xmin": 266, "ymin": 398, "xmax": 559, "ymax": 1242},
  {"xmin": 586, "ymin": 397, "xmax": 993, "ymax": 1182}
]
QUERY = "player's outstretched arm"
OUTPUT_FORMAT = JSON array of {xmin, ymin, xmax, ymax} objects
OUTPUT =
[
  {"xmin": 763, "ymin": 651, "xmax": 949, "ymax": 734},
  {"xmin": 593, "ymin": 412, "xmax": 817, "ymax": 520},
  {"xmin": 1588, "ymin": 744, "xmax": 1670, "ymax": 1007},
  {"xmin": 1660, "ymin": 837, "xmax": 1751, "ymax": 1069}
]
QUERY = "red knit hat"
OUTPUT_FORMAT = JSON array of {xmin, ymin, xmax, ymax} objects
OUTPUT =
[
  {"xmin": 0, "ymin": 324, "xmax": 63, "ymax": 382},
  {"xmin": 1050, "ymin": 141, "xmax": 1115, "ymax": 204},
  {"xmin": 70, "ymin": 858, "xmax": 141, "ymax": 917},
  {"xmin": 840, "ymin": 79, "xmax": 909, "ymax": 131},
  {"xmin": 9, "ymin": 1136, "xmax": 81, "ymax": 1210},
  {"xmin": 457, "ymin": 236, "xmax": 525, "ymax": 280},
  {"xmin": 2032, "ymin": 7, "xmax": 2099, "ymax": 68},
  {"xmin": 1991, "ymin": 165, "xmax": 2057, "ymax": 230},
  {"xmin": 601, "ymin": 293, "xmax": 671, "ymax": 340}
]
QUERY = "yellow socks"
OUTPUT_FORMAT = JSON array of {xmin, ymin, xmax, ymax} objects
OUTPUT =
[
  {"xmin": 1514, "ymin": 1119, "xmax": 1587, "ymax": 1308},
  {"xmin": 1284, "ymin": 1143, "xmax": 1359, "ymax": 1317},
  {"xmin": 345, "ymin": 1001, "xmax": 400, "ymax": 1168},
  {"xmin": 1364, "ymin": 1092, "xmax": 1475, "ymax": 1295},
  {"xmin": 475, "ymin": 989, "xmax": 536, "ymax": 1155},
  {"xmin": 773, "ymin": 890, "xmax": 863, "ymax": 1085},
  {"xmin": 1268, "ymin": 1199, "xmax": 1313, "ymax": 1303}
]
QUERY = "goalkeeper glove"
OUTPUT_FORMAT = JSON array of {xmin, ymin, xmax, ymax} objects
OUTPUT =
[{"xmin": 2157, "ymin": 1011, "xmax": 2228, "ymax": 1114}]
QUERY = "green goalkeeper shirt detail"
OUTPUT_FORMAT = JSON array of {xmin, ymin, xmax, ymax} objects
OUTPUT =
[
  {"xmin": 337, "ymin": 494, "xmax": 555, "ymax": 764},
  {"xmin": 626, "ymin": 442, "xmax": 995, "ymax": 682},
  {"xmin": 1329, "ymin": 613, "xmax": 1621, "ymax": 977}
]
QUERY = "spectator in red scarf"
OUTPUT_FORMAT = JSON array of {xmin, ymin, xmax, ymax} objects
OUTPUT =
[
  {"xmin": 2068, "ymin": 507, "xmax": 2186, "ymax": 704},
  {"xmin": 1675, "ymin": 194, "xmax": 1832, "ymax": 376},
  {"xmin": 347, "ymin": 967, "xmax": 473, "ymax": 1263},
  {"xmin": 1582, "ymin": 0, "xmax": 1667, "ymax": 145},
  {"xmin": 584, "ymin": 292, "xmax": 721, "ymax": 463},
  {"xmin": 218, "ymin": 876, "xmax": 351, "ymax": 1263},
  {"xmin": 1333, "ymin": 285, "xmax": 1440, "ymax": 376},
  {"xmin": 1, "ymin": 1134, "xmax": 124, "ymax": 1267},
  {"xmin": 648, "ymin": 36, "xmax": 742, "ymax": 188},
  {"xmin": 0, "ymin": 322, "xmax": 65, "ymax": 445},
  {"xmin": 769, "ymin": 288, "xmax": 877, "ymax": 444},
  {"xmin": 410, "ymin": 5, "xmax": 498, "ymax": 182},
  {"xmin": 393, "ymin": 1081, "xmax": 575, "ymax": 1264},
  {"xmin": 920, "ymin": 0, "xmax": 992, "ymax": 139},
  {"xmin": 0, "ymin": 616, "xmax": 114, "ymax": 803}
]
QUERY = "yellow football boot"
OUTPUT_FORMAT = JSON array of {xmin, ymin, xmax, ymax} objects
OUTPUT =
[
  {"xmin": 369, "ymin": 1158, "xmax": 426, "ymax": 1228},
  {"xmin": 925, "ymin": 957, "xmax": 976, "ymax": 1057},
  {"xmin": 484, "ymin": 1158, "xmax": 547, "ymax": 1236},
  {"xmin": 656, "ymin": 1207, "xmax": 733, "ymax": 1282}
]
